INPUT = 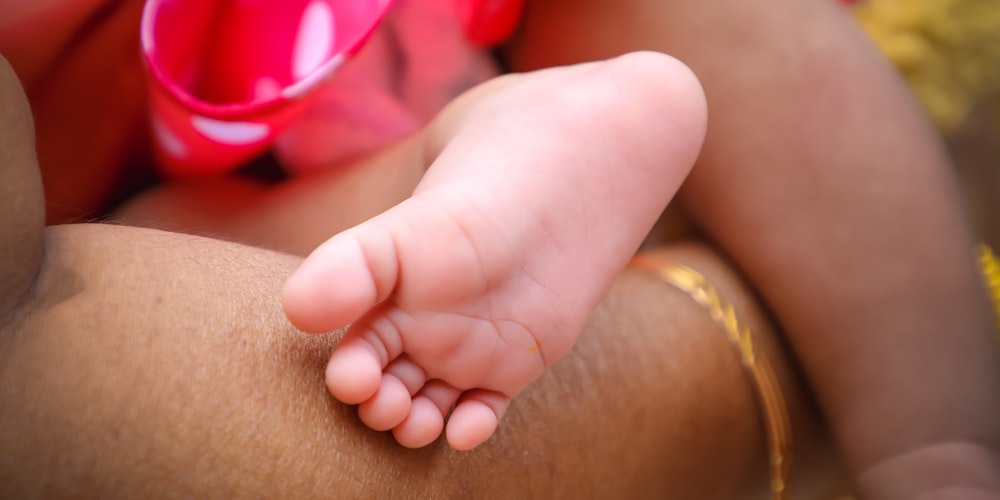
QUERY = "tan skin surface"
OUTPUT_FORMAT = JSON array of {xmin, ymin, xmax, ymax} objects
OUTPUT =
[
  {"xmin": 505, "ymin": 0, "xmax": 1000, "ymax": 496},
  {"xmin": 0, "ymin": 53, "xmax": 847, "ymax": 498},
  {"xmin": 0, "ymin": 53, "xmax": 45, "ymax": 323},
  {"xmin": 0, "ymin": 225, "xmax": 845, "ymax": 499}
]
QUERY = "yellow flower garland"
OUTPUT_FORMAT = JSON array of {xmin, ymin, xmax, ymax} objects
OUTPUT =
[{"xmin": 853, "ymin": 0, "xmax": 1000, "ymax": 132}]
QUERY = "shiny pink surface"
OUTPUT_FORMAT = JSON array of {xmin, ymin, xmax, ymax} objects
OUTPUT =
[{"xmin": 141, "ymin": 0, "xmax": 394, "ymax": 175}]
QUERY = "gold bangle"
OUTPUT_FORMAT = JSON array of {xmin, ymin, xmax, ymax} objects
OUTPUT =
[
  {"xmin": 629, "ymin": 254, "xmax": 793, "ymax": 500},
  {"xmin": 976, "ymin": 244, "xmax": 1000, "ymax": 342}
]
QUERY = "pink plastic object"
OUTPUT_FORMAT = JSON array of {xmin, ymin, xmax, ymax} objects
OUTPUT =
[
  {"xmin": 456, "ymin": 0, "xmax": 525, "ymax": 48},
  {"xmin": 141, "ymin": 0, "xmax": 396, "ymax": 176}
]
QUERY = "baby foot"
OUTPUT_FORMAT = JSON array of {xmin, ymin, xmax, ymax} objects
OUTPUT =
[
  {"xmin": 283, "ymin": 52, "xmax": 707, "ymax": 450},
  {"xmin": 284, "ymin": 191, "xmax": 566, "ymax": 450}
]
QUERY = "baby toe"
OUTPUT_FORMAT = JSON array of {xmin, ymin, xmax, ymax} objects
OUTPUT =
[
  {"xmin": 357, "ymin": 358, "xmax": 428, "ymax": 431},
  {"xmin": 358, "ymin": 374, "xmax": 412, "ymax": 431},
  {"xmin": 392, "ymin": 381, "xmax": 462, "ymax": 448},
  {"xmin": 446, "ymin": 390, "xmax": 510, "ymax": 451},
  {"xmin": 392, "ymin": 396, "xmax": 446, "ymax": 448},
  {"xmin": 326, "ymin": 338, "xmax": 384, "ymax": 404}
]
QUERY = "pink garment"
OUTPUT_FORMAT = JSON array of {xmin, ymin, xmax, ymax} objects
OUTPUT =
[
  {"xmin": 142, "ymin": 0, "xmax": 512, "ymax": 176},
  {"xmin": 275, "ymin": 0, "xmax": 500, "ymax": 173}
]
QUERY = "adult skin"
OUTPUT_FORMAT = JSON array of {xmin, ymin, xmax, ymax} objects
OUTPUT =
[{"xmin": 0, "ymin": 54, "xmax": 846, "ymax": 498}]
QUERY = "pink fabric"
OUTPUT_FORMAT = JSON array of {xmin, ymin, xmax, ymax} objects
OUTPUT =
[
  {"xmin": 275, "ymin": 0, "xmax": 500, "ymax": 173},
  {"xmin": 142, "ymin": 0, "xmax": 500, "ymax": 176}
]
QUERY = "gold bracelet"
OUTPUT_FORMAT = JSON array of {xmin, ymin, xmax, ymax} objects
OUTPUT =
[
  {"xmin": 629, "ymin": 254, "xmax": 792, "ymax": 500},
  {"xmin": 976, "ymin": 244, "xmax": 1000, "ymax": 342}
]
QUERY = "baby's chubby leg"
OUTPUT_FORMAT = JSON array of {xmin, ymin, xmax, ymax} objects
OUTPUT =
[{"xmin": 283, "ymin": 52, "xmax": 707, "ymax": 450}]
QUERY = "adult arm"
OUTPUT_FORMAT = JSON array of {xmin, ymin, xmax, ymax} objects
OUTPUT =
[{"xmin": 0, "ymin": 223, "xmax": 846, "ymax": 499}]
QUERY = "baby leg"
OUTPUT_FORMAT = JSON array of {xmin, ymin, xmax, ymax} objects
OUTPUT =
[{"xmin": 283, "ymin": 52, "xmax": 707, "ymax": 450}]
